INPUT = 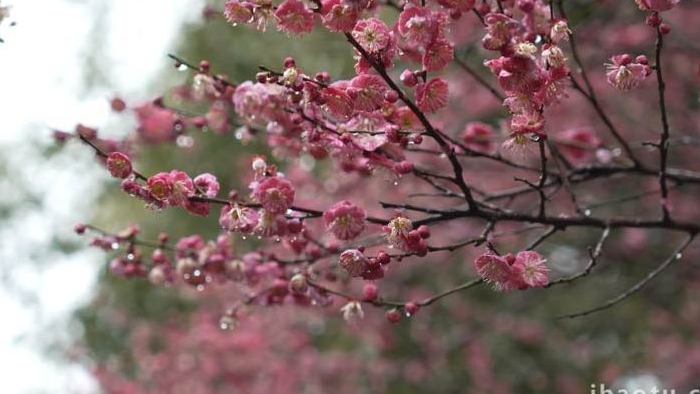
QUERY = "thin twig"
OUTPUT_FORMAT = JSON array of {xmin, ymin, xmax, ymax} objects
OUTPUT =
[
  {"xmin": 526, "ymin": 226, "xmax": 560, "ymax": 250},
  {"xmin": 654, "ymin": 27, "xmax": 672, "ymax": 221},
  {"xmin": 547, "ymin": 227, "xmax": 610, "ymax": 287},
  {"xmin": 345, "ymin": 33, "xmax": 479, "ymax": 210},
  {"xmin": 558, "ymin": 234, "xmax": 695, "ymax": 319},
  {"xmin": 558, "ymin": 0, "xmax": 640, "ymax": 167}
]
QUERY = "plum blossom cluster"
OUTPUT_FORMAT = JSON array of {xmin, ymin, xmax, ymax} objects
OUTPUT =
[
  {"xmin": 231, "ymin": 66, "xmax": 421, "ymax": 176},
  {"xmin": 474, "ymin": 251, "xmax": 549, "ymax": 292},
  {"xmin": 338, "ymin": 248, "xmax": 391, "ymax": 280},
  {"xmin": 76, "ymin": 223, "xmax": 340, "ymax": 309},
  {"xmin": 219, "ymin": 160, "xmax": 300, "ymax": 238},
  {"xmin": 123, "ymin": 167, "xmax": 220, "ymax": 216},
  {"xmin": 383, "ymin": 216, "xmax": 431, "ymax": 256},
  {"xmin": 605, "ymin": 54, "xmax": 652, "ymax": 91},
  {"xmin": 635, "ymin": 0, "xmax": 680, "ymax": 12},
  {"xmin": 481, "ymin": 6, "xmax": 572, "ymax": 147},
  {"xmin": 62, "ymin": 0, "xmax": 700, "ymax": 332},
  {"xmin": 60, "ymin": 0, "xmax": 700, "ymax": 392}
]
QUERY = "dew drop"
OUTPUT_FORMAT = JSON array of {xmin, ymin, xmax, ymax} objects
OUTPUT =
[
  {"xmin": 176, "ymin": 135, "xmax": 194, "ymax": 148},
  {"xmin": 219, "ymin": 315, "xmax": 237, "ymax": 331},
  {"xmin": 177, "ymin": 63, "xmax": 188, "ymax": 71},
  {"xmin": 111, "ymin": 242, "xmax": 120, "ymax": 250},
  {"xmin": 675, "ymin": 253, "xmax": 683, "ymax": 260},
  {"xmin": 126, "ymin": 253, "xmax": 135, "ymax": 261},
  {"xmin": 584, "ymin": 209, "xmax": 591, "ymax": 217},
  {"xmin": 196, "ymin": 284, "xmax": 205, "ymax": 292},
  {"xmin": 611, "ymin": 148, "xmax": 622, "ymax": 157}
]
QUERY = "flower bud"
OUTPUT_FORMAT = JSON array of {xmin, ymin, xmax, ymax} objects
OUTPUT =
[
  {"xmin": 400, "ymin": 69, "xmax": 418, "ymax": 87},
  {"xmin": 289, "ymin": 273, "xmax": 308, "ymax": 293},
  {"xmin": 417, "ymin": 225, "xmax": 431, "ymax": 239},
  {"xmin": 362, "ymin": 283, "xmax": 379, "ymax": 301},
  {"xmin": 376, "ymin": 251, "xmax": 391, "ymax": 265},
  {"xmin": 386, "ymin": 308, "xmax": 402, "ymax": 324},
  {"xmin": 384, "ymin": 90, "xmax": 399, "ymax": 103},
  {"xmin": 405, "ymin": 302, "xmax": 420, "ymax": 316},
  {"xmin": 74, "ymin": 223, "xmax": 87, "ymax": 235}
]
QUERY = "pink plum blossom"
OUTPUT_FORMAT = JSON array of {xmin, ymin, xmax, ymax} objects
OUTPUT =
[{"xmin": 323, "ymin": 200, "xmax": 367, "ymax": 240}]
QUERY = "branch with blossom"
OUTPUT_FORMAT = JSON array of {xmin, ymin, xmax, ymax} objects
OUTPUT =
[{"xmin": 57, "ymin": 0, "xmax": 700, "ymax": 327}]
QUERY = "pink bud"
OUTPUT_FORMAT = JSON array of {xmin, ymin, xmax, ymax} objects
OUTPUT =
[
  {"xmin": 618, "ymin": 54, "xmax": 633, "ymax": 66},
  {"xmin": 376, "ymin": 251, "xmax": 391, "ymax": 265},
  {"xmin": 74, "ymin": 223, "xmax": 87, "ymax": 235},
  {"xmin": 405, "ymin": 302, "xmax": 420, "ymax": 316},
  {"xmin": 362, "ymin": 283, "xmax": 379, "ymax": 301},
  {"xmin": 384, "ymin": 90, "xmax": 399, "ymax": 103},
  {"xmin": 199, "ymin": 60, "xmax": 210, "ymax": 73},
  {"xmin": 646, "ymin": 13, "xmax": 662, "ymax": 27},
  {"xmin": 386, "ymin": 309, "xmax": 402, "ymax": 324},
  {"xmin": 395, "ymin": 160, "xmax": 414, "ymax": 174},
  {"xmin": 417, "ymin": 225, "xmax": 431, "ymax": 239},
  {"xmin": 635, "ymin": 55, "xmax": 649, "ymax": 65},
  {"xmin": 284, "ymin": 57, "xmax": 296, "ymax": 69},
  {"xmin": 400, "ymin": 70, "xmax": 418, "ymax": 87}
]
